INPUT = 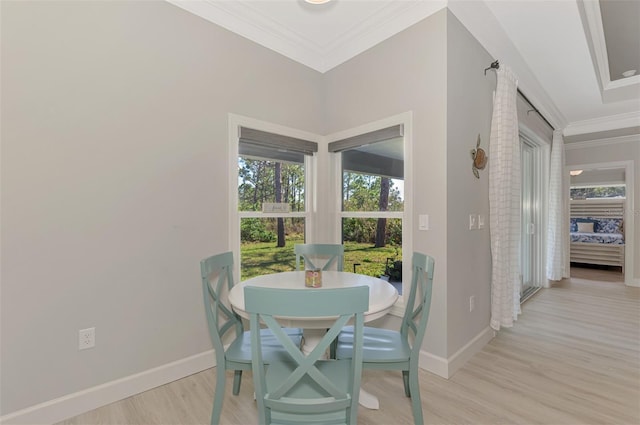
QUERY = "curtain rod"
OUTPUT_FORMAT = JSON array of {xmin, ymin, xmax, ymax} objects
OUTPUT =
[{"xmin": 485, "ymin": 60, "xmax": 555, "ymax": 131}]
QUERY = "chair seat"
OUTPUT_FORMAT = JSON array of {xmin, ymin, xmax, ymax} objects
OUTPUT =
[
  {"xmin": 266, "ymin": 359, "xmax": 353, "ymax": 423},
  {"xmin": 226, "ymin": 328, "xmax": 303, "ymax": 364},
  {"xmin": 336, "ymin": 326, "xmax": 410, "ymax": 363}
]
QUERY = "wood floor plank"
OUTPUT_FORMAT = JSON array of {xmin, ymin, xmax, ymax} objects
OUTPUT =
[{"xmin": 55, "ymin": 267, "xmax": 640, "ymax": 424}]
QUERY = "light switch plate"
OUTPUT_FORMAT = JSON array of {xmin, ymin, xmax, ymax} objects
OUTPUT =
[
  {"xmin": 419, "ymin": 214, "xmax": 429, "ymax": 230},
  {"xmin": 478, "ymin": 214, "xmax": 485, "ymax": 229},
  {"xmin": 469, "ymin": 214, "xmax": 478, "ymax": 230}
]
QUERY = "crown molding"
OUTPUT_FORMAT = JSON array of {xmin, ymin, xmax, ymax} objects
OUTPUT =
[
  {"xmin": 578, "ymin": 0, "xmax": 640, "ymax": 103},
  {"xmin": 564, "ymin": 111, "xmax": 640, "ymax": 136},
  {"xmin": 564, "ymin": 133, "xmax": 639, "ymax": 151},
  {"xmin": 166, "ymin": 0, "xmax": 446, "ymax": 73},
  {"xmin": 166, "ymin": 0, "xmax": 323, "ymax": 71},
  {"xmin": 319, "ymin": 0, "xmax": 447, "ymax": 72}
]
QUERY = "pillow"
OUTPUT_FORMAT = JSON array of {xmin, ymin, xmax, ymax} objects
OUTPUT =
[
  {"xmin": 576, "ymin": 217, "xmax": 598, "ymax": 232},
  {"xmin": 577, "ymin": 222, "xmax": 594, "ymax": 233},
  {"xmin": 570, "ymin": 218, "xmax": 578, "ymax": 232},
  {"xmin": 597, "ymin": 218, "xmax": 623, "ymax": 234}
]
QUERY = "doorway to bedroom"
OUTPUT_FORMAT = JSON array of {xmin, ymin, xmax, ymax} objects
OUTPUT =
[
  {"xmin": 568, "ymin": 162, "xmax": 633, "ymax": 285},
  {"xmin": 569, "ymin": 173, "xmax": 625, "ymax": 281}
]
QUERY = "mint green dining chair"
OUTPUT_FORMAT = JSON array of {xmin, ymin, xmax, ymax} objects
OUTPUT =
[
  {"xmin": 335, "ymin": 252, "xmax": 435, "ymax": 425},
  {"xmin": 245, "ymin": 286, "xmax": 368, "ymax": 425},
  {"xmin": 201, "ymin": 252, "xmax": 303, "ymax": 425},
  {"xmin": 294, "ymin": 243, "xmax": 344, "ymax": 271}
]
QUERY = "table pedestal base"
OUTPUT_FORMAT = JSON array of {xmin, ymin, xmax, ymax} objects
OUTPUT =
[
  {"xmin": 359, "ymin": 388, "xmax": 380, "ymax": 410},
  {"xmin": 301, "ymin": 329, "xmax": 327, "ymax": 357}
]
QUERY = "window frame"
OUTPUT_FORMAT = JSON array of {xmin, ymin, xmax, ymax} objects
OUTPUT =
[
  {"xmin": 328, "ymin": 112, "xmax": 413, "ymax": 316},
  {"xmin": 229, "ymin": 114, "xmax": 319, "ymax": 281}
]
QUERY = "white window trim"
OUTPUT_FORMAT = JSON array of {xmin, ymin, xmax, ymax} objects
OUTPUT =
[
  {"xmin": 327, "ymin": 112, "xmax": 413, "ymax": 317},
  {"xmin": 228, "ymin": 113, "xmax": 321, "ymax": 281},
  {"xmin": 341, "ymin": 212, "xmax": 404, "ymax": 219},
  {"xmin": 238, "ymin": 212, "xmax": 308, "ymax": 218}
]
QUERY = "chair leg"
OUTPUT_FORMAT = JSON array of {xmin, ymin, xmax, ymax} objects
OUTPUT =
[
  {"xmin": 232, "ymin": 370, "xmax": 242, "ymax": 395},
  {"xmin": 402, "ymin": 370, "xmax": 410, "ymax": 397},
  {"xmin": 210, "ymin": 367, "xmax": 226, "ymax": 425},
  {"xmin": 408, "ymin": 370, "xmax": 424, "ymax": 425}
]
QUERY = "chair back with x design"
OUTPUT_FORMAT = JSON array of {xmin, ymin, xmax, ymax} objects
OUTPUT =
[
  {"xmin": 245, "ymin": 285, "xmax": 368, "ymax": 425},
  {"xmin": 400, "ymin": 252, "xmax": 434, "ymax": 360},
  {"xmin": 201, "ymin": 252, "xmax": 247, "ymax": 424},
  {"xmin": 294, "ymin": 243, "xmax": 344, "ymax": 271},
  {"xmin": 201, "ymin": 252, "xmax": 243, "ymax": 367},
  {"xmin": 334, "ymin": 251, "xmax": 435, "ymax": 425}
]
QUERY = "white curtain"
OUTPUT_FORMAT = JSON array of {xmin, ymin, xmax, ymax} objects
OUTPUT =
[
  {"xmin": 546, "ymin": 130, "xmax": 570, "ymax": 282},
  {"xmin": 489, "ymin": 66, "xmax": 521, "ymax": 331}
]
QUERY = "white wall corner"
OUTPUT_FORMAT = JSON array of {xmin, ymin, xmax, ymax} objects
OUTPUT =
[
  {"xmin": 419, "ymin": 326, "xmax": 494, "ymax": 379},
  {"xmin": 0, "ymin": 351, "xmax": 216, "ymax": 425}
]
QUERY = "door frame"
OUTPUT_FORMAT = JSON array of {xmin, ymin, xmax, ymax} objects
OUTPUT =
[
  {"xmin": 519, "ymin": 127, "xmax": 551, "ymax": 294},
  {"xmin": 564, "ymin": 159, "xmax": 636, "ymax": 287}
]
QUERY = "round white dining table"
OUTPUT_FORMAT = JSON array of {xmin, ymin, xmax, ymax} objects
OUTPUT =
[{"xmin": 228, "ymin": 270, "xmax": 399, "ymax": 409}]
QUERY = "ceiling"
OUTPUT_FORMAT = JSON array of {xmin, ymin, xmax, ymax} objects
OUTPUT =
[{"xmin": 167, "ymin": 0, "xmax": 640, "ymax": 143}]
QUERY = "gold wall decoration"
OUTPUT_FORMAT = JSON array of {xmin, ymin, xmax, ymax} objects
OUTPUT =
[{"xmin": 470, "ymin": 134, "xmax": 488, "ymax": 179}]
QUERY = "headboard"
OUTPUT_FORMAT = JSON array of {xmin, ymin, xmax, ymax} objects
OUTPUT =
[
  {"xmin": 569, "ymin": 198, "xmax": 626, "ymax": 270},
  {"xmin": 570, "ymin": 199, "xmax": 624, "ymax": 235},
  {"xmin": 570, "ymin": 199, "xmax": 624, "ymax": 219}
]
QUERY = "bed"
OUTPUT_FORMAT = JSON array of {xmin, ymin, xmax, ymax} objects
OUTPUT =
[{"xmin": 570, "ymin": 199, "xmax": 625, "ymax": 271}]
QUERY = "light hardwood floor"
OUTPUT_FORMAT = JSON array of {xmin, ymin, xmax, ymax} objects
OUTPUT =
[{"xmin": 57, "ymin": 268, "xmax": 639, "ymax": 424}]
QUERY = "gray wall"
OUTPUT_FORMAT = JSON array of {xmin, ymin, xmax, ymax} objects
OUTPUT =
[
  {"xmin": 570, "ymin": 168, "xmax": 626, "ymax": 186},
  {"xmin": 1, "ymin": 0, "xmax": 524, "ymax": 416},
  {"xmin": 324, "ymin": 10, "xmax": 498, "ymax": 359},
  {"xmin": 565, "ymin": 141, "xmax": 640, "ymax": 281},
  {"xmin": 445, "ymin": 12, "xmax": 495, "ymax": 355},
  {"xmin": 323, "ymin": 10, "xmax": 450, "ymax": 358},
  {"xmin": 1, "ymin": 0, "xmax": 323, "ymax": 414}
]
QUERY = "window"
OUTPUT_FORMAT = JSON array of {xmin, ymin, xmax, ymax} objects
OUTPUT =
[
  {"xmin": 330, "ymin": 125, "xmax": 405, "ymax": 294},
  {"xmin": 570, "ymin": 185, "xmax": 625, "ymax": 200},
  {"xmin": 236, "ymin": 126, "xmax": 317, "ymax": 280}
]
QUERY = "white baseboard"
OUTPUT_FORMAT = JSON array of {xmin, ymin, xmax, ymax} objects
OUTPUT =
[
  {"xmin": 3, "ymin": 326, "xmax": 497, "ymax": 424},
  {"xmin": 419, "ymin": 326, "xmax": 494, "ymax": 379},
  {"xmin": 446, "ymin": 326, "xmax": 494, "ymax": 377},
  {"xmin": 0, "ymin": 350, "xmax": 215, "ymax": 425},
  {"xmin": 419, "ymin": 349, "xmax": 449, "ymax": 378},
  {"xmin": 627, "ymin": 277, "xmax": 640, "ymax": 287}
]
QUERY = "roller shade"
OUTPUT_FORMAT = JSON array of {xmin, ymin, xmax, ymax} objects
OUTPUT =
[
  {"xmin": 328, "ymin": 124, "xmax": 404, "ymax": 179},
  {"xmin": 328, "ymin": 124, "xmax": 403, "ymax": 153},
  {"xmin": 342, "ymin": 150, "xmax": 404, "ymax": 179},
  {"xmin": 239, "ymin": 127, "xmax": 317, "ymax": 164}
]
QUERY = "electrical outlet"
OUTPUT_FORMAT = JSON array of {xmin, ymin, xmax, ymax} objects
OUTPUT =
[
  {"xmin": 79, "ymin": 327, "xmax": 95, "ymax": 350},
  {"xmin": 469, "ymin": 296, "xmax": 475, "ymax": 312},
  {"xmin": 478, "ymin": 214, "xmax": 486, "ymax": 229}
]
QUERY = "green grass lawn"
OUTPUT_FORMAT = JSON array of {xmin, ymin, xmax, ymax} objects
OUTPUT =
[{"xmin": 240, "ymin": 239, "xmax": 402, "ymax": 281}]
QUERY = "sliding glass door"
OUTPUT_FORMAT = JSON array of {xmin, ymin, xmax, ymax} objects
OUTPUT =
[
  {"xmin": 521, "ymin": 139, "xmax": 535, "ymax": 300},
  {"xmin": 520, "ymin": 133, "xmax": 547, "ymax": 302}
]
